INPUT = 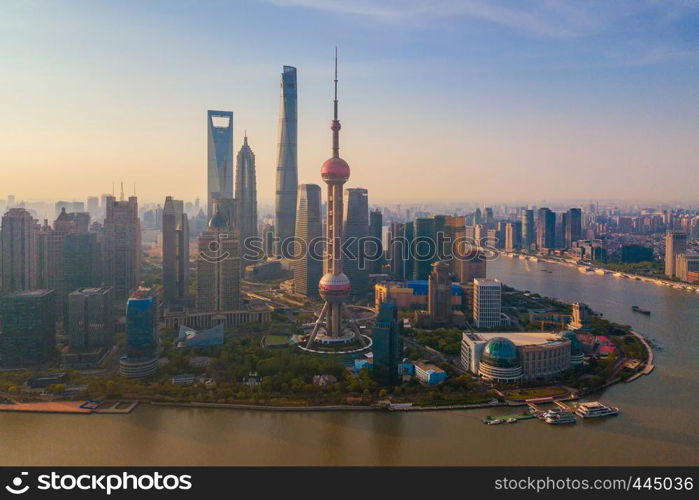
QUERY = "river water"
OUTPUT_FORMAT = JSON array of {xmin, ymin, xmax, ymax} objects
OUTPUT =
[{"xmin": 1, "ymin": 257, "xmax": 698, "ymax": 466}]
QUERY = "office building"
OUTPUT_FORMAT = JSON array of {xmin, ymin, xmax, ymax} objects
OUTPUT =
[
  {"xmin": 665, "ymin": 230, "xmax": 688, "ymax": 277},
  {"xmin": 414, "ymin": 360, "xmax": 447, "ymax": 385},
  {"xmin": 1, "ymin": 208, "xmax": 37, "ymax": 293},
  {"xmin": 564, "ymin": 208, "xmax": 582, "ymax": 248},
  {"xmin": 460, "ymin": 331, "xmax": 573, "ymax": 382},
  {"xmin": 196, "ymin": 207, "xmax": 240, "ymax": 312},
  {"xmin": 427, "ymin": 261, "xmax": 452, "ymax": 325},
  {"xmin": 293, "ymin": 184, "xmax": 323, "ymax": 297},
  {"xmin": 387, "ymin": 222, "xmax": 407, "ymax": 280},
  {"xmin": 207, "ymin": 110, "xmax": 234, "ymax": 218},
  {"xmin": 521, "ymin": 209, "xmax": 535, "ymax": 250},
  {"xmin": 235, "ymin": 134, "xmax": 258, "ymax": 249},
  {"xmin": 162, "ymin": 196, "xmax": 190, "ymax": 307},
  {"xmin": 67, "ymin": 286, "xmax": 113, "ymax": 351},
  {"xmin": 676, "ymin": 253, "xmax": 699, "ymax": 282},
  {"xmin": 455, "ymin": 244, "xmax": 486, "ymax": 284},
  {"xmin": 369, "ymin": 209, "xmax": 383, "ymax": 274},
  {"xmin": 102, "ymin": 193, "xmax": 141, "ymax": 304},
  {"xmin": 372, "ymin": 301, "xmax": 403, "ymax": 386},
  {"xmin": 119, "ymin": 294, "xmax": 158, "ymax": 378},
  {"xmin": 0, "ymin": 289, "xmax": 56, "ymax": 367},
  {"xmin": 343, "ymin": 187, "xmax": 369, "ymax": 297},
  {"xmin": 473, "ymin": 278, "xmax": 502, "ymax": 329},
  {"xmin": 274, "ymin": 65, "xmax": 298, "ymax": 256},
  {"xmin": 536, "ymin": 207, "xmax": 555, "ymax": 250},
  {"xmin": 413, "ymin": 217, "xmax": 436, "ymax": 280}
]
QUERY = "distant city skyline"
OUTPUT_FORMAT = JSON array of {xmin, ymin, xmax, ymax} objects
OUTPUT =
[{"xmin": 1, "ymin": 0, "xmax": 698, "ymax": 203}]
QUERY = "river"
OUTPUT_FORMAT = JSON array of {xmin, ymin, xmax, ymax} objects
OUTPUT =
[{"xmin": 1, "ymin": 256, "xmax": 698, "ymax": 466}]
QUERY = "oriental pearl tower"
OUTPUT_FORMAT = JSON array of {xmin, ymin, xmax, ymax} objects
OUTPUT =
[{"xmin": 305, "ymin": 50, "xmax": 367, "ymax": 350}]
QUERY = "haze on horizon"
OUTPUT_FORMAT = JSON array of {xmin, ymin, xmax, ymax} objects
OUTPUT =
[{"xmin": 1, "ymin": 0, "xmax": 698, "ymax": 205}]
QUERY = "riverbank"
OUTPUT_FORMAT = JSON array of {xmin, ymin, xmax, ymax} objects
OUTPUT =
[{"xmin": 501, "ymin": 251, "xmax": 699, "ymax": 294}]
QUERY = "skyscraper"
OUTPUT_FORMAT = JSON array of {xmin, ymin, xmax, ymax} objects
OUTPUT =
[
  {"xmin": 428, "ymin": 261, "xmax": 452, "ymax": 325},
  {"xmin": 274, "ymin": 65, "xmax": 298, "ymax": 256},
  {"xmin": 372, "ymin": 301, "xmax": 403, "ymax": 386},
  {"xmin": 388, "ymin": 221, "xmax": 407, "ymax": 280},
  {"xmin": 521, "ymin": 209, "xmax": 535, "ymax": 250},
  {"xmin": 665, "ymin": 230, "xmax": 688, "ymax": 277},
  {"xmin": 68, "ymin": 286, "xmax": 113, "ymax": 351},
  {"xmin": 536, "ymin": 207, "xmax": 555, "ymax": 250},
  {"xmin": 162, "ymin": 196, "xmax": 190, "ymax": 307},
  {"xmin": 293, "ymin": 184, "xmax": 323, "ymax": 297},
  {"xmin": 0, "ymin": 289, "xmax": 56, "ymax": 367},
  {"xmin": 343, "ymin": 187, "xmax": 369, "ymax": 297},
  {"xmin": 564, "ymin": 208, "xmax": 582, "ymax": 249},
  {"xmin": 207, "ymin": 110, "xmax": 234, "ymax": 218},
  {"xmin": 119, "ymin": 294, "xmax": 158, "ymax": 378},
  {"xmin": 102, "ymin": 193, "xmax": 141, "ymax": 304},
  {"xmin": 413, "ymin": 217, "xmax": 436, "ymax": 280},
  {"xmin": 473, "ymin": 278, "xmax": 502, "ymax": 329},
  {"xmin": 196, "ymin": 206, "xmax": 240, "ymax": 312},
  {"xmin": 305, "ymin": 52, "xmax": 365, "ymax": 348},
  {"xmin": 0, "ymin": 208, "xmax": 37, "ymax": 294},
  {"xmin": 235, "ymin": 134, "xmax": 258, "ymax": 250},
  {"xmin": 369, "ymin": 209, "xmax": 383, "ymax": 274}
]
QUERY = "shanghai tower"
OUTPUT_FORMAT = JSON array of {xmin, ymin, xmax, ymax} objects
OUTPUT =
[{"xmin": 274, "ymin": 66, "xmax": 298, "ymax": 257}]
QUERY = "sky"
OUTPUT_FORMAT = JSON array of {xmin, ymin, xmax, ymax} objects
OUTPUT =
[{"xmin": 1, "ymin": 0, "xmax": 698, "ymax": 206}]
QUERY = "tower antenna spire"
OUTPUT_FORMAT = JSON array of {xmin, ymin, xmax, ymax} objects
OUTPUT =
[
  {"xmin": 120, "ymin": 181, "xmax": 124, "ymax": 201},
  {"xmin": 331, "ymin": 46, "xmax": 340, "ymax": 158}
]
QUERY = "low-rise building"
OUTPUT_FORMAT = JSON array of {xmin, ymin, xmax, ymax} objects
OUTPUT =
[{"xmin": 414, "ymin": 360, "xmax": 447, "ymax": 385}]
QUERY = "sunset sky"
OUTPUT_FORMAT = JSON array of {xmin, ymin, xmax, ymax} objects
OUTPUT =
[{"xmin": 1, "ymin": 0, "xmax": 698, "ymax": 204}]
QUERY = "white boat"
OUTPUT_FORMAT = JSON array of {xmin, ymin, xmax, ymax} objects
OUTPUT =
[
  {"xmin": 544, "ymin": 412, "xmax": 577, "ymax": 424},
  {"xmin": 575, "ymin": 401, "xmax": 619, "ymax": 418},
  {"xmin": 488, "ymin": 418, "xmax": 505, "ymax": 425}
]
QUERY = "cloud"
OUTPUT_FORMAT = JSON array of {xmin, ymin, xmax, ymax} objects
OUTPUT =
[{"xmin": 265, "ymin": 0, "xmax": 614, "ymax": 38}]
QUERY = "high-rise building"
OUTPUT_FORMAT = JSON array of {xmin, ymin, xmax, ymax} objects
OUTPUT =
[
  {"xmin": 305, "ymin": 53, "xmax": 366, "ymax": 349},
  {"xmin": 293, "ymin": 184, "xmax": 323, "ymax": 297},
  {"xmin": 196, "ymin": 207, "xmax": 240, "ymax": 312},
  {"xmin": 536, "ymin": 207, "xmax": 555, "ymax": 250},
  {"xmin": 235, "ymin": 134, "xmax": 258, "ymax": 250},
  {"xmin": 119, "ymin": 294, "xmax": 158, "ymax": 378},
  {"xmin": 67, "ymin": 286, "xmax": 113, "ymax": 351},
  {"xmin": 521, "ymin": 209, "xmax": 535, "ymax": 250},
  {"xmin": 343, "ymin": 187, "xmax": 369, "ymax": 297},
  {"xmin": 564, "ymin": 208, "xmax": 582, "ymax": 249},
  {"xmin": 455, "ymin": 244, "xmax": 486, "ymax": 284},
  {"xmin": 388, "ymin": 221, "xmax": 407, "ymax": 280},
  {"xmin": 676, "ymin": 253, "xmax": 699, "ymax": 282},
  {"xmin": 504, "ymin": 221, "xmax": 521, "ymax": 252},
  {"xmin": 428, "ymin": 261, "xmax": 452, "ymax": 325},
  {"xmin": 369, "ymin": 209, "xmax": 383, "ymax": 274},
  {"xmin": 87, "ymin": 196, "xmax": 99, "ymax": 218},
  {"xmin": 372, "ymin": 301, "xmax": 403, "ymax": 386},
  {"xmin": 1, "ymin": 208, "xmax": 37, "ymax": 294},
  {"xmin": 274, "ymin": 65, "xmax": 298, "ymax": 256},
  {"xmin": 0, "ymin": 289, "xmax": 56, "ymax": 367},
  {"xmin": 473, "ymin": 278, "xmax": 502, "ymax": 329},
  {"xmin": 102, "ymin": 193, "xmax": 141, "ymax": 304},
  {"xmin": 162, "ymin": 196, "xmax": 190, "ymax": 307},
  {"xmin": 207, "ymin": 110, "xmax": 234, "ymax": 218},
  {"xmin": 413, "ymin": 217, "xmax": 436, "ymax": 280},
  {"xmin": 665, "ymin": 230, "xmax": 687, "ymax": 277},
  {"xmin": 63, "ymin": 232, "xmax": 102, "ymax": 295}
]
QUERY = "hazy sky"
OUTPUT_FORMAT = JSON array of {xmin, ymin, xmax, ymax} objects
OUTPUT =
[{"xmin": 1, "ymin": 0, "xmax": 698, "ymax": 205}]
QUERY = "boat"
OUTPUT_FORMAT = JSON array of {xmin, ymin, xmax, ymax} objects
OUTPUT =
[
  {"xmin": 488, "ymin": 418, "xmax": 505, "ymax": 425},
  {"xmin": 632, "ymin": 305, "xmax": 651, "ymax": 315},
  {"xmin": 544, "ymin": 412, "xmax": 577, "ymax": 424},
  {"xmin": 507, "ymin": 417, "xmax": 517, "ymax": 423},
  {"xmin": 575, "ymin": 401, "xmax": 619, "ymax": 418}
]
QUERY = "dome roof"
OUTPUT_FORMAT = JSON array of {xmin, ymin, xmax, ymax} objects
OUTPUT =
[
  {"xmin": 559, "ymin": 330, "xmax": 583, "ymax": 355},
  {"xmin": 321, "ymin": 157, "xmax": 350, "ymax": 182},
  {"xmin": 482, "ymin": 337, "xmax": 520, "ymax": 368},
  {"xmin": 208, "ymin": 210, "xmax": 228, "ymax": 230},
  {"xmin": 319, "ymin": 272, "xmax": 351, "ymax": 294}
]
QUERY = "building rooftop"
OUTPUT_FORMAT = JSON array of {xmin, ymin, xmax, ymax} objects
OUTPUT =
[
  {"xmin": 463, "ymin": 331, "xmax": 565, "ymax": 347},
  {"xmin": 5, "ymin": 289, "xmax": 53, "ymax": 298}
]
